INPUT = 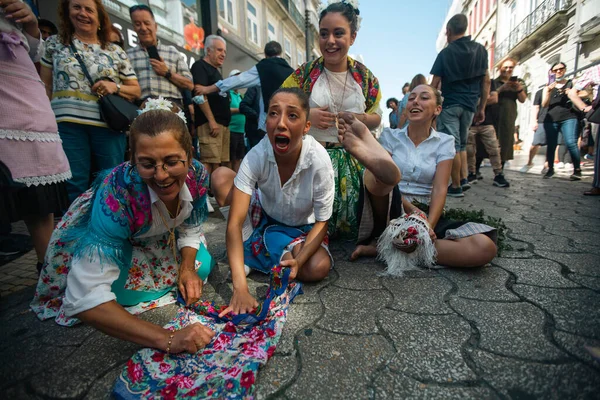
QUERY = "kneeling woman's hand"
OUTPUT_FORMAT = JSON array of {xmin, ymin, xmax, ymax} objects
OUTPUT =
[
  {"xmin": 178, "ymin": 268, "xmax": 204, "ymax": 305},
  {"xmin": 219, "ymin": 288, "xmax": 258, "ymax": 318},
  {"xmin": 169, "ymin": 323, "xmax": 215, "ymax": 354}
]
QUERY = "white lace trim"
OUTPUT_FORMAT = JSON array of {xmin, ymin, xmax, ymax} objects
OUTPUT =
[
  {"xmin": 0, "ymin": 129, "xmax": 62, "ymax": 143},
  {"xmin": 14, "ymin": 170, "xmax": 72, "ymax": 187}
]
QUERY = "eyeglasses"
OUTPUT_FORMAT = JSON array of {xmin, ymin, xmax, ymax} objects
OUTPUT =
[
  {"xmin": 134, "ymin": 160, "xmax": 187, "ymax": 178},
  {"xmin": 552, "ymin": 67, "xmax": 566, "ymax": 72},
  {"xmin": 129, "ymin": 4, "xmax": 154, "ymax": 17}
]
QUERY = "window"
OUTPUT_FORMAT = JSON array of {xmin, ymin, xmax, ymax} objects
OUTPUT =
[
  {"xmin": 267, "ymin": 22, "xmax": 276, "ymax": 42},
  {"xmin": 485, "ymin": 0, "xmax": 490, "ymax": 17},
  {"xmin": 479, "ymin": 0, "xmax": 483, "ymax": 25},
  {"xmin": 283, "ymin": 36, "xmax": 292, "ymax": 64},
  {"xmin": 247, "ymin": 0, "xmax": 260, "ymax": 46},
  {"xmin": 468, "ymin": 12, "xmax": 473, "ymax": 35},
  {"xmin": 474, "ymin": 2, "xmax": 478, "ymax": 32},
  {"xmin": 297, "ymin": 48, "xmax": 304, "ymax": 66},
  {"xmin": 219, "ymin": 0, "xmax": 236, "ymax": 27},
  {"xmin": 490, "ymin": 33, "xmax": 495, "ymax": 71}
]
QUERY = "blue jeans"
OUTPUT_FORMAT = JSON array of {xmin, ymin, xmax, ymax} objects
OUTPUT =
[
  {"xmin": 544, "ymin": 119, "xmax": 580, "ymax": 171},
  {"xmin": 437, "ymin": 105, "xmax": 475, "ymax": 152},
  {"xmin": 58, "ymin": 122, "xmax": 126, "ymax": 203}
]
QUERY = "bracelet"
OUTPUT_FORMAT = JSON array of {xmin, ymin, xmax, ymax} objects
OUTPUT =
[{"xmin": 166, "ymin": 333, "xmax": 175, "ymax": 354}]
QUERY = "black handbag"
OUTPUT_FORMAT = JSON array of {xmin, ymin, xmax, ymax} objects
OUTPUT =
[
  {"xmin": 586, "ymin": 88, "xmax": 600, "ymax": 124},
  {"xmin": 70, "ymin": 43, "xmax": 138, "ymax": 132}
]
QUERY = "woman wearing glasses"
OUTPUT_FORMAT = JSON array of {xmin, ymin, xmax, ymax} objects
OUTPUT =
[
  {"xmin": 40, "ymin": 0, "xmax": 141, "ymax": 203},
  {"xmin": 31, "ymin": 101, "xmax": 216, "ymax": 354},
  {"xmin": 541, "ymin": 62, "xmax": 582, "ymax": 180}
]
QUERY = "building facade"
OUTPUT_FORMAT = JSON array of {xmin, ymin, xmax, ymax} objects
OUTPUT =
[
  {"xmin": 32, "ymin": 0, "xmax": 320, "ymax": 78},
  {"xmin": 437, "ymin": 0, "xmax": 600, "ymax": 145}
]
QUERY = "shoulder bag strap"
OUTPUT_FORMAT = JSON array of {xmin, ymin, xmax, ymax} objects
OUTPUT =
[{"xmin": 69, "ymin": 42, "xmax": 95, "ymax": 88}]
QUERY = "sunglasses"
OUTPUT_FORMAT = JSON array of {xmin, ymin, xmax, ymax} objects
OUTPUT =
[
  {"xmin": 552, "ymin": 67, "xmax": 566, "ymax": 72},
  {"xmin": 129, "ymin": 4, "xmax": 154, "ymax": 17}
]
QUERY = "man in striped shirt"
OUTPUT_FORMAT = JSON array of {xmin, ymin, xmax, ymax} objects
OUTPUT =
[{"xmin": 127, "ymin": 4, "xmax": 193, "ymax": 106}]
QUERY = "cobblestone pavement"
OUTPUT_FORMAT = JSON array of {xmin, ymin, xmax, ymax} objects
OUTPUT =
[{"xmin": 1, "ymin": 168, "xmax": 599, "ymax": 399}]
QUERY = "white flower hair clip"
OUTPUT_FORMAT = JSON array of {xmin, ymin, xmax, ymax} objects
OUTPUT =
[
  {"xmin": 317, "ymin": 0, "xmax": 362, "ymax": 31},
  {"xmin": 137, "ymin": 96, "xmax": 187, "ymax": 123}
]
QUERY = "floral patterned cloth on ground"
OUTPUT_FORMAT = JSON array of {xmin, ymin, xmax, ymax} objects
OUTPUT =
[
  {"xmin": 30, "ymin": 161, "xmax": 209, "ymax": 326},
  {"xmin": 113, "ymin": 265, "xmax": 302, "ymax": 399}
]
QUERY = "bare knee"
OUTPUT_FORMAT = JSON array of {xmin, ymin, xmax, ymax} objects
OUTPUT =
[
  {"xmin": 210, "ymin": 166, "xmax": 236, "ymax": 207},
  {"xmin": 297, "ymin": 249, "xmax": 331, "ymax": 282},
  {"xmin": 466, "ymin": 235, "xmax": 497, "ymax": 266}
]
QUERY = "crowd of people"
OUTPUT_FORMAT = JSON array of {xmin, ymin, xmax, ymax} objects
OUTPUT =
[{"xmin": 1, "ymin": 0, "xmax": 599, "ymax": 369}]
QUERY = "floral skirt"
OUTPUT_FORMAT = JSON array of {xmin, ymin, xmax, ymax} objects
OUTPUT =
[
  {"xmin": 30, "ymin": 190, "xmax": 211, "ymax": 326},
  {"xmin": 327, "ymin": 147, "xmax": 365, "ymax": 240},
  {"xmin": 243, "ymin": 193, "xmax": 332, "ymax": 274}
]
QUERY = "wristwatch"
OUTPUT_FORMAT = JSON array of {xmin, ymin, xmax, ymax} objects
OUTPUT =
[
  {"xmin": 165, "ymin": 69, "xmax": 172, "ymax": 80},
  {"xmin": 116, "ymin": 83, "xmax": 121, "ymax": 95}
]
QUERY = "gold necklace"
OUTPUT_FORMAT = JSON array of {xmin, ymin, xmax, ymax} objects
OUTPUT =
[
  {"xmin": 156, "ymin": 200, "xmax": 181, "ymax": 261},
  {"xmin": 324, "ymin": 68, "xmax": 349, "ymax": 127}
]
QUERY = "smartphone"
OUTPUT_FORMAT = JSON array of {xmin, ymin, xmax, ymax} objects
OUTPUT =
[
  {"xmin": 509, "ymin": 76, "xmax": 518, "ymax": 82},
  {"xmin": 146, "ymin": 45, "xmax": 161, "ymax": 60},
  {"xmin": 548, "ymin": 73, "xmax": 556, "ymax": 85}
]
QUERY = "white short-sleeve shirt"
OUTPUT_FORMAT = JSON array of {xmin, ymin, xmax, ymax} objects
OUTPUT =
[
  {"xmin": 379, "ymin": 127, "xmax": 456, "ymax": 203},
  {"xmin": 234, "ymin": 135, "xmax": 334, "ymax": 226}
]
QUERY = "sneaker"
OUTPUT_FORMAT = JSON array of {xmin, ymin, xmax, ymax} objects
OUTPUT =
[
  {"xmin": 467, "ymin": 173, "xmax": 478, "ymax": 183},
  {"xmin": 541, "ymin": 166, "xmax": 549, "ymax": 175},
  {"xmin": 557, "ymin": 162, "xmax": 565, "ymax": 169},
  {"xmin": 584, "ymin": 154, "xmax": 594, "ymax": 161},
  {"xmin": 476, "ymin": 171, "xmax": 483, "ymax": 180},
  {"xmin": 543, "ymin": 169, "xmax": 555, "ymax": 179},
  {"xmin": 460, "ymin": 178, "xmax": 471, "ymax": 191},
  {"xmin": 493, "ymin": 174, "xmax": 510, "ymax": 187},
  {"xmin": 570, "ymin": 171, "xmax": 582, "ymax": 181},
  {"xmin": 565, "ymin": 163, "xmax": 573, "ymax": 170},
  {"xmin": 520, "ymin": 164, "xmax": 533, "ymax": 173},
  {"xmin": 447, "ymin": 185, "xmax": 464, "ymax": 197},
  {"xmin": 0, "ymin": 239, "xmax": 23, "ymax": 256}
]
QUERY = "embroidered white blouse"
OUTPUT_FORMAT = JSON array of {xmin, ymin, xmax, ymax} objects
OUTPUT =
[
  {"xmin": 379, "ymin": 127, "xmax": 456, "ymax": 203},
  {"xmin": 62, "ymin": 183, "xmax": 205, "ymax": 316},
  {"xmin": 234, "ymin": 135, "xmax": 335, "ymax": 226}
]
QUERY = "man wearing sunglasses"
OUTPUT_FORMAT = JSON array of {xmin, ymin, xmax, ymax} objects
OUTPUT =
[{"xmin": 126, "ymin": 4, "xmax": 193, "ymax": 106}]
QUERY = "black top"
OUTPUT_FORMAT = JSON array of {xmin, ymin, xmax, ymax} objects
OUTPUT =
[
  {"xmin": 533, "ymin": 89, "xmax": 548, "ymax": 123},
  {"xmin": 240, "ymin": 86, "xmax": 260, "ymax": 136},
  {"xmin": 479, "ymin": 79, "xmax": 499, "ymax": 126},
  {"xmin": 191, "ymin": 59, "xmax": 231, "ymax": 127},
  {"xmin": 544, "ymin": 80, "xmax": 578, "ymax": 122},
  {"xmin": 255, "ymin": 57, "xmax": 294, "ymax": 111},
  {"xmin": 430, "ymin": 36, "xmax": 488, "ymax": 112}
]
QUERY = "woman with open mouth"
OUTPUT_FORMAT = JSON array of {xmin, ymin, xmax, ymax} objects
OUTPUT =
[
  {"xmin": 282, "ymin": 1, "xmax": 402, "ymax": 260},
  {"xmin": 31, "ymin": 100, "xmax": 216, "ymax": 355},
  {"xmin": 210, "ymin": 88, "xmax": 335, "ymax": 316},
  {"xmin": 379, "ymin": 85, "xmax": 498, "ymax": 271}
]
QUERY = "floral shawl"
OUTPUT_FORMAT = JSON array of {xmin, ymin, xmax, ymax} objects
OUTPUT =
[
  {"xmin": 281, "ymin": 56, "xmax": 382, "ymax": 114},
  {"xmin": 63, "ymin": 159, "xmax": 209, "ymax": 273}
]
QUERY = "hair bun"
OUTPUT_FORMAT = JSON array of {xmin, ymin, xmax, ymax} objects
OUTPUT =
[{"xmin": 342, "ymin": 0, "xmax": 360, "ymax": 14}]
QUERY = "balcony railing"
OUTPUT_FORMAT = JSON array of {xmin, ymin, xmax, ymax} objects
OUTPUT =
[
  {"xmin": 495, "ymin": 0, "xmax": 572, "ymax": 63},
  {"xmin": 278, "ymin": 0, "xmax": 306, "ymax": 32}
]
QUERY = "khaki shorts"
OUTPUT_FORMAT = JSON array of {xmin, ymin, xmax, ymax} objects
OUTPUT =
[{"xmin": 198, "ymin": 123, "xmax": 230, "ymax": 164}]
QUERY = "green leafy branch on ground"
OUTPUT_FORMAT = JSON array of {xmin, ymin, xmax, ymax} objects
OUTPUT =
[{"xmin": 412, "ymin": 201, "xmax": 512, "ymax": 255}]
